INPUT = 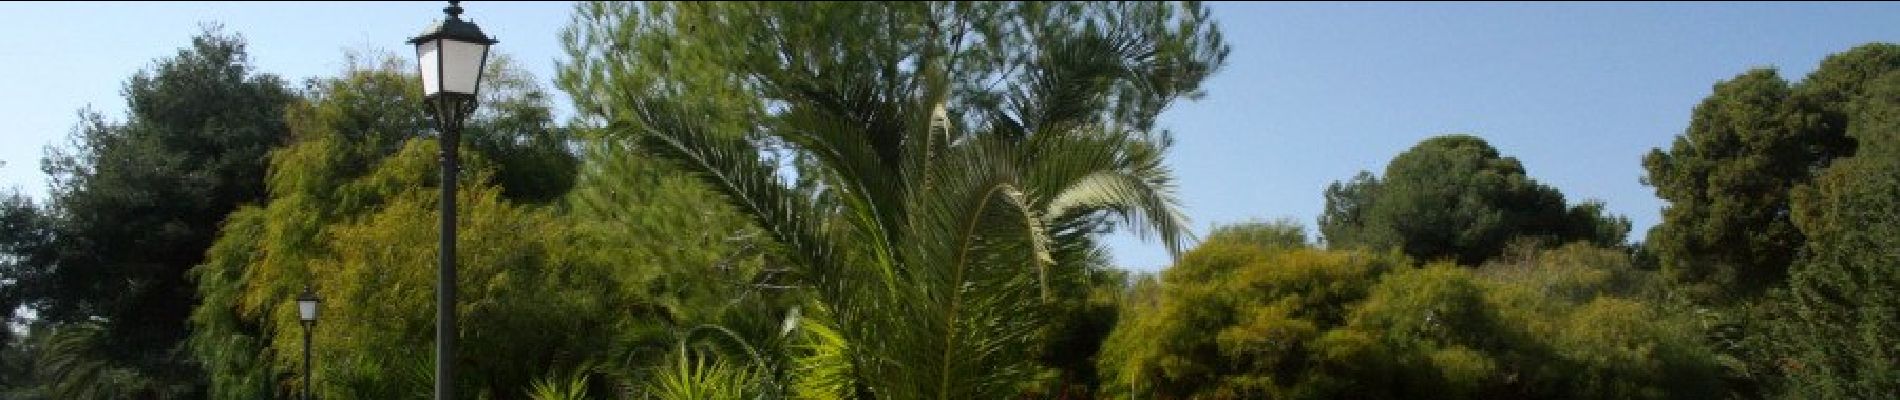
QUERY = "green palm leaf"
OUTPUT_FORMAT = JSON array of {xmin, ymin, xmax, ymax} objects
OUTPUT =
[{"xmin": 566, "ymin": 2, "xmax": 1228, "ymax": 397}]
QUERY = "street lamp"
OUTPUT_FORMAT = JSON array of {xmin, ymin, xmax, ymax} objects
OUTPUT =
[
  {"xmin": 409, "ymin": 1, "xmax": 495, "ymax": 399},
  {"xmin": 297, "ymin": 286, "xmax": 321, "ymax": 400}
]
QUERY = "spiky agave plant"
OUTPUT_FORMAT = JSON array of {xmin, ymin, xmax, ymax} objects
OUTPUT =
[
  {"xmin": 526, "ymin": 364, "xmax": 593, "ymax": 400},
  {"xmin": 641, "ymin": 340, "xmax": 765, "ymax": 400}
]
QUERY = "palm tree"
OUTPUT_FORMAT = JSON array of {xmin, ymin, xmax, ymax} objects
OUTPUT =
[
  {"xmin": 28, "ymin": 323, "xmax": 192, "ymax": 400},
  {"xmin": 563, "ymin": 2, "xmax": 1227, "ymax": 397}
]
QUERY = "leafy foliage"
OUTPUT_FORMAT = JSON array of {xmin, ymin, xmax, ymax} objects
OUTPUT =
[
  {"xmin": 642, "ymin": 345, "xmax": 765, "ymax": 400},
  {"xmin": 0, "ymin": 321, "xmax": 49, "ymax": 400},
  {"xmin": 563, "ymin": 137, "xmax": 783, "ymax": 337},
  {"xmin": 559, "ymin": 1, "xmax": 1228, "ymax": 397},
  {"xmin": 1100, "ymin": 223, "xmax": 1723, "ymax": 399},
  {"xmin": 0, "ymin": 191, "xmax": 53, "ymax": 348},
  {"xmin": 525, "ymin": 364, "xmax": 593, "ymax": 400},
  {"xmin": 0, "ymin": 27, "xmax": 297, "ymax": 396},
  {"xmin": 1643, "ymin": 43, "xmax": 1900, "ymax": 301},
  {"xmin": 1641, "ymin": 69, "xmax": 1821, "ymax": 302},
  {"xmin": 1632, "ymin": 43, "xmax": 1900, "ymax": 398},
  {"xmin": 1321, "ymin": 135, "xmax": 1630, "ymax": 265},
  {"xmin": 186, "ymin": 57, "xmax": 608, "ymax": 399},
  {"xmin": 1097, "ymin": 232, "xmax": 1403, "ymax": 398},
  {"xmin": 27, "ymin": 323, "xmax": 189, "ymax": 399},
  {"xmin": 1775, "ymin": 69, "xmax": 1900, "ymax": 398},
  {"xmin": 12, "ymin": 5, "xmax": 1898, "ymax": 400},
  {"xmin": 564, "ymin": 136, "xmax": 803, "ymax": 398},
  {"xmin": 1204, "ymin": 217, "xmax": 1310, "ymax": 250}
]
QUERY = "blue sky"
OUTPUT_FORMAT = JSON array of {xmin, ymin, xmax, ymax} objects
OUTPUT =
[{"xmin": 3, "ymin": 2, "xmax": 1898, "ymax": 272}]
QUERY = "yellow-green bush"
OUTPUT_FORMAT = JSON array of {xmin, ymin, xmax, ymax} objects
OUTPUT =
[{"xmin": 1098, "ymin": 222, "xmax": 1725, "ymax": 399}]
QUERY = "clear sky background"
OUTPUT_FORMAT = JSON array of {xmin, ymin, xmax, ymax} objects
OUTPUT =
[{"xmin": 4, "ymin": 2, "xmax": 1899, "ymax": 272}]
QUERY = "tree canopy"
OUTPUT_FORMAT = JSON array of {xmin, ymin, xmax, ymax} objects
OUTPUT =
[
  {"xmin": 186, "ymin": 56, "xmax": 610, "ymax": 399},
  {"xmin": 561, "ymin": 1, "xmax": 1227, "ymax": 397},
  {"xmin": 6, "ymin": 28, "xmax": 295, "ymax": 397},
  {"xmin": 3, "ymin": 5, "xmax": 1897, "ymax": 400},
  {"xmin": 1320, "ymin": 134, "xmax": 1629, "ymax": 265},
  {"xmin": 1643, "ymin": 43, "xmax": 1900, "ymax": 301},
  {"xmin": 1775, "ymin": 65, "xmax": 1900, "ymax": 399},
  {"xmin": 1100, "ymin": 222, "xmax": 1722, "ymax": 399}
]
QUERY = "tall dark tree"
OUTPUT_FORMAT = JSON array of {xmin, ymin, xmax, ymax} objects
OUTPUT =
[
  {"xmin": 0, "ymin": 191, "xmax": 53, "ymax": 345},
  {"xmin": 1640, "ymin": 69, "xmax": 1821, "ymax": 302},
  {"xmin": 26, "ymin": 27, "xmax": 294, "ymax": 395},
  {"xmin": 1776, "ymin": 70, "xmax": 1900, "ymax": 399},
  {"xmin": 1319, "ymin": 171, "xmax": 1382, "ymax": 250},
  {"xmin": 1, "ymin": 192, "xmax": 55, "ymax": 399},
  {"xmin": 1320, "ymin": 134, "xmax": 1629, "ymax": 265},
  {"xmin": 464, "ymin": 55, "xmax": 581, "ymax": 204},
  {"xmin": 1642, "ymin": 44, "xmax": 1900, "ymax": 302}
]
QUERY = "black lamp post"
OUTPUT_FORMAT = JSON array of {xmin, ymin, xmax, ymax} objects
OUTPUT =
[
  {"xmin": 409, "ymin": 2, "xmax": 495, "ymax": 399},
  {"xmin": 296, "ymin": 286, "xmax": 321, "ymax": 400}
]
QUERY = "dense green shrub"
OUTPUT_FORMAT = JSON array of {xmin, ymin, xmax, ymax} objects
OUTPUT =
[{"xmin": 1100, "ymin": 223, "xmax": 1723, "ymax": 399}]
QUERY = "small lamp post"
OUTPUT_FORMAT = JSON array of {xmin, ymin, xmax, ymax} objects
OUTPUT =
[
  {"xmin": 409, "ymin": 2, "xmax": 495, "ymax": 399},
  {"xmin": 297, "ymin": 286, "xmax": 321, "ymax": 400}
]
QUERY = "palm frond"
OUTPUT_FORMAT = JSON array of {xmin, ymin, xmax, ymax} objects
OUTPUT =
[
  {"xmin": 789, "ymin": 306, "xmax": 860, "ymax": 399},
  {"xmin": 32, "ymin": 324, "xmax": 158, "ymax": 400},
  {"xmin": 773, "ymin": 90, "xmax": 911, "ymax": 270},
  {"xmin": 620, "ymin": 98, "xmax": 861, "ymax": 300},
  {"xmin": 580, "ymin": 4, "xmax": 1227, "ymax": 398},
  {"xmin": 998, "ymin": 12, "xmax": 1199, "ymax": 258},
  {"xmin": 879, "ymin": 136, "xmax": 1057, "ymax": 399},
  {"xmin": 1045, "ymin": 169, "xmax": 1190, "ymax": 256}
]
